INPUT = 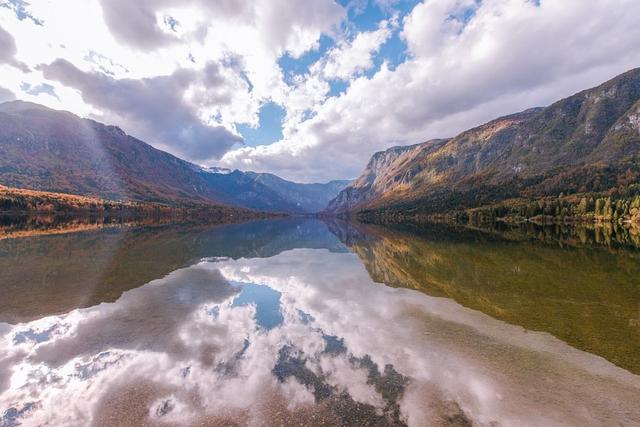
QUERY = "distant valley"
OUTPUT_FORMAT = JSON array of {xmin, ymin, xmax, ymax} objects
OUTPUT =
[{"xmin": 197, "ymin": 167, "xmax": 349, "ymax": 214}]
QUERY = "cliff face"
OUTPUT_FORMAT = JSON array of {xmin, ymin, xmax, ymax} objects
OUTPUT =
[
  {"xmin": 327, "ymin": 68, "xmax": 640, "ymax": 215},
  {"xmin": 326, "ymin": 141, "xmax": 448, "ymax": 212}
]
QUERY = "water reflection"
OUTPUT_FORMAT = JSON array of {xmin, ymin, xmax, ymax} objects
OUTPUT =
[
  {"xmin": 0, "ymin": 219, "xmax": 639, "ymax": 426},
  {"xmin": 329, "ymin": 220, "xmax": 640, "ymax": 375},
  {"xmin": 0, "ymin": 219, "xmax": 345, "ymax": 323}
]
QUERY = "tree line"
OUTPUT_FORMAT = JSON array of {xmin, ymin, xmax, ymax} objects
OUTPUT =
[{"xmin": 464, "ymin": 190, "xmax": 640, "ymax": 225}]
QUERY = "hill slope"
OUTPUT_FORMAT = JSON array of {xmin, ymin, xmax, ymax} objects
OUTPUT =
[
  {"xmin": 0, "ymin": 101, "xmax": 347, "ymax": 213},
  {"xmin": 0, "ymin": 101, "xmax": 221, "ymax": 205},
  {"xmin": 327, "ymin": 68, "xmax": 640, "ymax": 216}
]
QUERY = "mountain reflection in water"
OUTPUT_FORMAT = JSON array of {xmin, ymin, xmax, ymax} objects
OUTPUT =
[{"xmin": 0, "ymin": 219, "xmax": 639, "ymax": 426}]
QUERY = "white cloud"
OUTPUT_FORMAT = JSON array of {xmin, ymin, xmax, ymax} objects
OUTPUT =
[
  {"xmin": 2, "ymin": 0, "xmax": 640, "ymax": 181},
  {"xmin": 268, "ymin": 17, "xmax": 395, "ymax": 140},
  {"xmin": 221, "ymin": 0, "xmax": 640, "ymax": 182},
  {"xmin": 40, "ymin": 58, "xmax": 245, "ymax": 162},
  {"xmin": 253, "ymin": 0, "xmax": 345, "ymax": 59},
  {"xmin": 0, "ymin": 22, "xmax": 27, "ymax": 71},
  {"xmin": 0, "ymin": 0, "xmax": 346, "ymax": 165},
  {"xmin": 0, "ymin": 86, "xmax": 14, "ymax": 102},
  {"xmin": 403, "ymin": 0, "xmax": 483, "ymax": 58},
  {"xmin": 320, "ymin": 18, "xmax": 394, "ymax": 81}
]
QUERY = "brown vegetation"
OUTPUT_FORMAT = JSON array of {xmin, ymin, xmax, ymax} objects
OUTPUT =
[{"xmin": 0, "ymin": 184, "xmax": 277, "ymax": 240}]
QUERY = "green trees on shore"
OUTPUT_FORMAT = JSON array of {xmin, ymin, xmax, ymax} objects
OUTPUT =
[
  {"xmin": 362, "ymin": 187, "xmax": 640, "ymax": 226},
  {"xmin": 465, "ymin": 191, "xmax": 640, "ymax": 224}
]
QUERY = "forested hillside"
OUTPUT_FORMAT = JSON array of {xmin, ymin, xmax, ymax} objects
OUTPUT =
[{"xmin": 327, "ymin": 68, "xmax": 640, "ymax": 224}]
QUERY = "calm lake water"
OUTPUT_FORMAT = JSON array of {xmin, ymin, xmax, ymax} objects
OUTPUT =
[{"xmin": 1, "ymin": 219, "xmax": 639, "ymax": 426}]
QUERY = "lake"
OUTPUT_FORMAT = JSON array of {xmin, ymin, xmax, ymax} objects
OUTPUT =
[{"xmin": 1, "ymin": 218, "xmax": 639, "ymax": 426}]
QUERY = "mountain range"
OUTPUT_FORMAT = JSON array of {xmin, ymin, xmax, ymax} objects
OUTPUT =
[
  {"xmin": 0, "ymin": 101, "xmax": 347, "ymax": 214},
  {"xmin": 198, "ymin": 168, "xmax": 348, "ymax": 213},
  {"xmin": 2, "ymin": 68, "xmax": 640, "ymax": 219},
  {"xmin": 327, "ymin": 68, "xmax": 640, "ymax": 218}
]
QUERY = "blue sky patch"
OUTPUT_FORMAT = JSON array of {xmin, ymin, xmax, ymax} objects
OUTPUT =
[
  {"xmin": 278, "ymin": 35, "xmax": 334, "ymax": 81},
  {"xmin": 276, "ymin": 0, "xmax": 412, "ymax": 101},
  {"xmin": 237, "ymin": 102, "xmax": 285, "ymax": 147},
  {"xmin": 1, "ymin": 0, "xmax": 43, "ymax": 25},
  {"xmin": 232, "ymin": 282, "xmax": 284, "ymax": 330},
  {"xmin": 372, "ymin": 31, "xmax": 409, "ymax": 73},
  {"xmin": 20, "ymin": 82, "xmax": 59, "ymax": 100},
  {"xmin": 328, "ymin": 79, "xmax": 349, "ymax": 97}
]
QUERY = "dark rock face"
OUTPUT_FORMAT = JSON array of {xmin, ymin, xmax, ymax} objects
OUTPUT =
[{"xmin": 327, "ymin": 68, "xmax": 640, "ymax": 214}]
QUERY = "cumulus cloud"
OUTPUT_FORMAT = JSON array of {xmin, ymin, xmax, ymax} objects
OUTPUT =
[
  {"xmin": 253, "ymin": 0, "xmax": 345, "ymax": 58},
  {"xmin": 96, "ymin": 0, "xmax": 343, "ymax": 59},
  {"xmin": 96, "ymin": 0, "xmax": 253, "ymax": 51},
  {"xmin": 41, "ymin": 58, "xmax": 243, "ymax": 162},
  {"xmin": 0, "ymin": 23, "xmax": 27, "ymax": 71},
  {"xmin": 0, "ymin": 86, "xmax": 15, "ymax": 102},
  {"xmin": 221, "ymin": 0, "xmax": 640, "ymax": 181},
  {"xmin": 2, "ymin": 0, "xmax": 640, "ymax": 181},
  {"xmin": 269, "ymin": 18, "xmax": 396, "ymax": 146},
  {"xmin": 319, "ymin": 18, "xmax": 394, "ymax": 81},
  {"xmin": 97, "ymin": 0, "xmax": 178, "ymax": 50}
]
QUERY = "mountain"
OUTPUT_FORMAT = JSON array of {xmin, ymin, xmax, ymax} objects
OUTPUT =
[
  {"xmin": 0, "ymin": 101, "xmax": 347, "ymax": 213},
  {"xmin": 198, "ymin": 168, "xmax": 349, "ymax": 213},
  {"xmin": 0, "ymin": 101, "xmax": 223, "ymax": 205},
  {"xmin": 327, "ymin": 68, "xmax": 640, "ymax": 217}
]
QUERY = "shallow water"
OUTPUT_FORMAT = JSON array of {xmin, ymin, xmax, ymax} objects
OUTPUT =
[{"xmin": 0, "ymin": 219, "xmax": 639, "ymax": 426}]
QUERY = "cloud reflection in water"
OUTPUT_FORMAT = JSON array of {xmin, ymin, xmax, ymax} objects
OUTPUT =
[{"xmin": 1, "ymin": 248, "xmax": 639, "ymax": 426}]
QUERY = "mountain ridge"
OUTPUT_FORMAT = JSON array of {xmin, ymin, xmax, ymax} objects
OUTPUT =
[
  {"xmin": 326, "ymin": 68, "xmax": 640, "ymax": 217},
  {"xmin": 198, "ymin": 168, "xmax": 349, "ymax": 213},
  {"xmin": 0, "ymin": 100, "xmax": 347, "ymax": 213}
]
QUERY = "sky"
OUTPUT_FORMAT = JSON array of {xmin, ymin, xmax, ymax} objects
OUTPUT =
[{"xmin": 1, "ymin": 0, "xmax": 640, "ymax": 183}]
